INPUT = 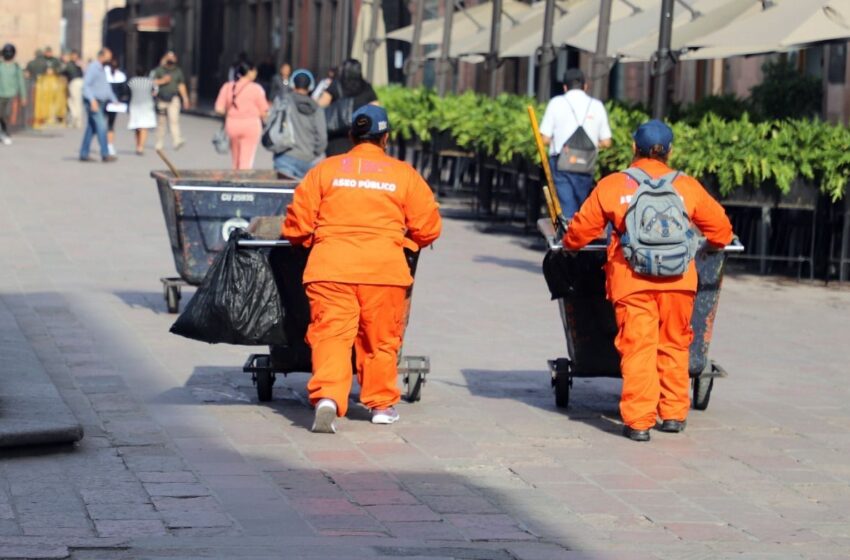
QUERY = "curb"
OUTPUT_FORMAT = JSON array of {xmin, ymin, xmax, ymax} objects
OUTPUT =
[{"xmin": 0, "ymin": 299, "xmax": 84, "ymax": 449}]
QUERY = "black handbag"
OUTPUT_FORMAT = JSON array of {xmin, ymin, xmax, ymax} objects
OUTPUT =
[{"xmin": 324, "ymin": 96, "xmax": 355, "ymax": 136}]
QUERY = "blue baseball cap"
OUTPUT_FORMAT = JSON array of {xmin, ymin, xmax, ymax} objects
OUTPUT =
[
  {"xmin": 633, "ymin": 119, "xmax": 674, "ymax": 154},
  {"xmin": 351, "ymin": 105, "xmax": 391, "ymax": 138}
]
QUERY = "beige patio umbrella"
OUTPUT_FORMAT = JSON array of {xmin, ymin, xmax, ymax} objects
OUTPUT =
[
  {"xmin": 685, "ymin": 0, "xmax": 850, "ymax": 55},
  {"xmin": 613, "ymin": 0, "xmax": 760, "ymax": 61},
  {"xmin": 424, "ymin": 0, "xmax": 548, "ymax": 59},
  {"xmin": 499, "ymin": 0, "xmax": 639, "ymax": 58},
  {"xmin": 564, "ymin": 0, "xmax": 740, "ymax": 56},
  {"xmin": 386, "ymin": 0, "xmax": 533, "ymax": 46},
  {"xmin": 351, "ymin": 0, "xmax": 389, "ymax": 86}
]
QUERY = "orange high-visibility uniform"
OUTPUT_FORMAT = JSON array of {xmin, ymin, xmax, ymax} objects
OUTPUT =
[
  {"xmin": 282, "ymin": 143, "xmax": 441, "ymax": 416},
  {"xmin": 563, "ymin": 158, "xmax": 733, "ymax": 430}
]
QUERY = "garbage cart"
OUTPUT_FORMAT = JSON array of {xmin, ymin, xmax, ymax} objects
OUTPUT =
[
  {"xmin": 238, "ymin": 239, "xmax": 430, "ymax": 404},
  {"xmin": 539, "ymin": 219, "xmax": 744, "ymax": 411},
  {"xmin": 152, "ymin": 170, "xmax": 298, "ymax": 313}
]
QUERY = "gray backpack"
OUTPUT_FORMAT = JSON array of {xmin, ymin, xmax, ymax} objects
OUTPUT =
[
  {"xmin": 620, "ymin": 168, "xmax": 698, "ymax": 277},
  {"xmin": 555, "ymin": 99, "xmax": 597, "ymax": 174},
  {"xmin": 262, "ymin": 94, "xmax": 297, "ymax": 153}
]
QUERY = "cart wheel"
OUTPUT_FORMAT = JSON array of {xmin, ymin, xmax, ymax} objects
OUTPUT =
[
  {"xmin": 166, "ymin": 285, "xmax": 181, "ymax": 314},
  {"xmin": 405, "ymin": 372, "xmax": 423, "ymax": 403},
  {"xmin": 692, "ymin": 376, "xmax": 714, "ymax": 410},
  {"xmin": 554, "ymin": 372, "xmax": 572, "ymax": 409},
  {"xmin": 255, "ymin": 356, "xmax": 274, "ymax": 402}
]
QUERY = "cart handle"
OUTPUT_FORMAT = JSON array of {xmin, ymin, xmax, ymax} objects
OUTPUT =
[
  {"xmin": 172, "ymin": 185, "xmax": 296, "ymax": 194},
  {"xmin": 237, "ymin": 239, "xmax": 292, "ymax": 248},
  {"xmin": 545, "ymin": 237, "xmax": 746, "ymax": 254}
]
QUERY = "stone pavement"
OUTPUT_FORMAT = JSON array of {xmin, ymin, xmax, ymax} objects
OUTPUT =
[{"xmin": 0, "ymin": 117, "xmax": 849, "ymax": 559}]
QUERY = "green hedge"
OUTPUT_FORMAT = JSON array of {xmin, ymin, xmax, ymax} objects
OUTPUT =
[{"xmin": 377, "ymin": 85, "xmax": 850, "ymax": 201}]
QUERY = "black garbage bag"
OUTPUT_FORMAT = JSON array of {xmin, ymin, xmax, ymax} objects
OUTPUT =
[
  {"xmin": 170, "ymin": 230, "xmax": 287, "ymax": 345},
  {"xmin": 541, "ymin": 248, "xmax": 608, "ymax": 300}
]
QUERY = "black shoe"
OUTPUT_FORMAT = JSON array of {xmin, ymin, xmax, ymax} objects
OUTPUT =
[
  {"xmin": 623, "ymin": 425, "xmax": 651, "ymax": 442},
  {"xmin": 659, "ymin": 419, "xmax": 687, "ymax": 433},
  {"xmin": 102, "ymin": 155, "xmax": 118, "ymax": 163}
]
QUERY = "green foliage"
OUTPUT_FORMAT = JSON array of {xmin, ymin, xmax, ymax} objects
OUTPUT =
[
  {"xmin": 376, "ymin": 86, "xmax": 849, "ymax": 200},
  {"xmin": 669, "ymin": 94, "xmax": 752, "ymax": 126},
  {"xmin": 750, "ymin": 59, "xmax": 822, "ymax": 121}
]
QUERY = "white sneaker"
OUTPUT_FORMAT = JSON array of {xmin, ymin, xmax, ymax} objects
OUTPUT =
[
  {"xmin": 0, "ymin": 135, "xmax": 11, "ymax": 146},
  {"xmin": 371, "ymin": 406, "xmax": 400, "ymax": 425},
  {"xmin": 108, "ymin": 144, "xmax": 116, "ymax": 156},
  {"xmin": 312, "ymin": 399, "xmax": 337, "ymax": 433}
]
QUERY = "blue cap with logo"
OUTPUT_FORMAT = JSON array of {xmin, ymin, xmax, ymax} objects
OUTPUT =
[
  {"xmin": 351, "ymin": 105, "xmax": 391, "ymax": 138},
  {"xmin": 633, "ymin": 119, "xmax": 674, "ymax": 154}
]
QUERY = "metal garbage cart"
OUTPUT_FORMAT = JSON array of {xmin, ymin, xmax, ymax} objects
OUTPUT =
[
  {"xmin": 151, "ymin": 170, "xmax": 298, "ymax": 313},
  {"xmin": 539, "ymin": 219, "xmax": 744, "ymax": 411},
  {"xmin": 238, "ymin": 239, "xmax": 430, "ymax": 404}
]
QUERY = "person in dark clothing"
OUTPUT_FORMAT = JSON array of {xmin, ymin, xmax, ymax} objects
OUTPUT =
[{"xmin": 317, "ymin": 59, "xmax": 377, "ymax": 157}]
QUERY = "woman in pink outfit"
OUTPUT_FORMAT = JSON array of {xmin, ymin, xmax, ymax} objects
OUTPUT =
[{"xmin": 214, "ymin": 61, "xmax": 269, "ymax": 170}]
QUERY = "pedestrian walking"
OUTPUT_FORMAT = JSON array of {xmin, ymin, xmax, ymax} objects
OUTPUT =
[
  {"xmin": 105, "ymin": 58, "xmax": 129, "ymax": 156},
  {"xmin": 127, "ymin": 67, "xmax": 157, "ymax": 155},
  {"xmin": 24, "ymin": 49, "xmax": 46, "ymax": 80},
  {"xmin": 269, "ymin": 62, "xmax": 292, "ymax": 101},
  {"xmin": 562, "ymin": 120, "xmax": 734, "ymax": 442},
  {"xmin": 62, "ymin": 50, "xmax": 84, "ymax": 128},
  {"xmin": 540, "ymin": 68, "xmax": 612, "ymax": 219},
  {"xmin": 214, "ymin": 61, "xmax": 269, "ymax": 170},
  {"xmin": 317, "ymin": 59, "xmax": 378, "ymax": 157},
  {"xmin": 151, "ymin": 51, "xmax": 189, "ymax": 150},
  {"xmin": 79, "ymin": 48, "xmax": 117, "ymax": 163},
  {"xmin": 0, "ymin": 43, "xmax": 27, "ymax": 146},
  {"xmin": 271, "ymin": 70, "xmax": 327, "ymax": 179},
  {"xmin": 282, "ymin": 105, "xmax": 442, "ymax": 434}
]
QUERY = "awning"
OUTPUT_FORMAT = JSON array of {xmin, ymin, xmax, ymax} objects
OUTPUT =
[{"xmin": 133, "ymin": 14, "xmax": 172, "ymax": 33}]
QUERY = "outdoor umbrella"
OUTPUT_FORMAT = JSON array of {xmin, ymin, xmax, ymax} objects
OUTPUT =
[
  {"xmin": 424, "ymin": 0, "xmax": 551, "ymax": 59},
  {"xmin": 613, "ymin": 0, "xmax": 760, "ymax": 61},
  {"xmin": 684, "ymin": 0, "xmax": 850, "ymax": 57},
  {"xmin": 386, "ymin": 0, "xmax": 533, "ymax": 45},
  {"xmin": 352, "ymin": 0, "xmax": 389, "ymax": 86},
  {"xmin": 564, "ymin": 0, "xmax": 744, "ymax": 57},
  {"xmin": 500, "ymin": 0, "xmax": 638, "ymax": 58}
]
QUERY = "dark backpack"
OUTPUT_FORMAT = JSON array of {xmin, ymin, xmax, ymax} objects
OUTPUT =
[
  {"xmin": 555, "ymin": 99, "xmax": 597, "ymax": 174},
  {"xmin": 620, "ymin": 167, "xmax": 698, "ymax": 277}
]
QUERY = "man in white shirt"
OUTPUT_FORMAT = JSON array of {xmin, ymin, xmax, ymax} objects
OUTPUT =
[{"xmin": 540, "ymin": 68, "xmax": 612, "ymax": 219}]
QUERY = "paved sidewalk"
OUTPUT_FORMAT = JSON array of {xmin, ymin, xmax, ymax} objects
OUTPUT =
[{"xmin": 0, "ymin": 117, "xmax": 849, "ymax": 559}]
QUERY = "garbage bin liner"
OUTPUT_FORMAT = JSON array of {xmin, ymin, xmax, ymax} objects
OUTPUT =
[{"xmin": 170, "ymin": 230, "xmax": 286, "ymax": 345}]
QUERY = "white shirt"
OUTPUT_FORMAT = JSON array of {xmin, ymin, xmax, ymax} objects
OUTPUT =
[{"xmin": 539, "ymin": 89, "xmax": 611, "ymax": 156}]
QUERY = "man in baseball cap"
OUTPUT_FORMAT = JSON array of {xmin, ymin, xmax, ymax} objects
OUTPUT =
[
  {"xmin": 561, "ymin": 119, "xmax": 734, "ymax": 442},
  {"xmin": 282, "ymin": 103, "xmax": 441, "ymax": 434}
]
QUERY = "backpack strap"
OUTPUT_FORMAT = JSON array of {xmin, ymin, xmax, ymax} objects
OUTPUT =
[{"xmin": 623, "ymin": 168, "xmax": 681, "ymax": 189}]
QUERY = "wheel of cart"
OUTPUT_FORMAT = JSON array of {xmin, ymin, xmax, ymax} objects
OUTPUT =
[
  {"xmin": 238, "ymin": 239, "xmax": 432, "ymax": 404},
  {"xmin": 160, "ymin": 277, "xmax": 187, "ymax": 314},
  {"xmin": 151, "ymin": 170, "xmax": 297, "ymax": 314},
  {"xmin": 539, "ymin": 219, "xmax": 743, "ymax": 412}
]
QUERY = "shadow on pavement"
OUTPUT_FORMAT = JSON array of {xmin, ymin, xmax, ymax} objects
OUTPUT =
[
  {"xmin": 471, "ymin": 255, "xmax": 541, "ymax": 274},
  {"xmin": 113, "ymin": 290, "xmax": 194, "ymax": 315},
  {"xmin": 459, "ymin": 368, "xmax": 625, "ymax": 439}
]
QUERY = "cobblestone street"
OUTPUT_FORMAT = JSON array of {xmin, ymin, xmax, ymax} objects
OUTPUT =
[{"xmin": 1, "ymin": 116, "xmax": 849, "ymax": 559}]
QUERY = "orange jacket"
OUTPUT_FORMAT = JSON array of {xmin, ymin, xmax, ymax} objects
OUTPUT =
[
  {"xmin": 282, "ymin": 143, "xmax": 442, "ymax": 286},
  {"xmin": 563, "ymin": 158, "xmax": 734, "ymax": 302}
]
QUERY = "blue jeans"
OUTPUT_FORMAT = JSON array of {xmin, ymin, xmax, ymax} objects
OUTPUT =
[
  {"xmin": 549, "ymin": 156, "xmax": 594, "ymax": 220},
  {"xmin": 80, "ymin": 99, "xmax": 109, "ymax": 159},
  {"xmin": 273, "ymin": 152, "xmax": 314, "ymax": 180}
]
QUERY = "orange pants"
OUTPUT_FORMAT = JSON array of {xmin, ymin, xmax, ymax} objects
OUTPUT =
[
  {"xmin": 225, "ymin": 117, "xmax": 261, "ymax": 170},
  {"xmin": 613, "ymin": 291, "xmax": 695, "ymax": 430},
  {"xmin": 305, "ymin": 282, "xmax": 407, "ymax": 416}
]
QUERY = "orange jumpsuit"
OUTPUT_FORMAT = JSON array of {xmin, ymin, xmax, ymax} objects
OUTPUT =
[
  {"xmin": 282, "ymin": 143, "xmax": 442, "ymax": 416},
  {"xmin": 563, "ymin": 158, "xmax": 733, "ymax": 430}
]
